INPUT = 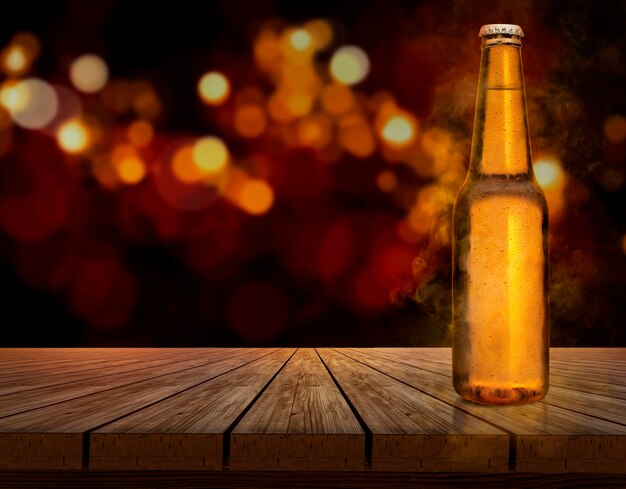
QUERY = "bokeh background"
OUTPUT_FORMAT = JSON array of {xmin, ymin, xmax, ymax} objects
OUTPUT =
[{"xmin": 0, "ymin": 0, "xmax": 624, "ymax": 346}]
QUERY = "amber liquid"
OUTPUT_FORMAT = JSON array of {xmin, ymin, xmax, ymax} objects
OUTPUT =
[
  {"xmin": 452, "ymin": 36, "xmax": 549, "ymax": 405},
  {"xmin": 452, "ymin": 177, "xmax": 549, "ymax": 405}
]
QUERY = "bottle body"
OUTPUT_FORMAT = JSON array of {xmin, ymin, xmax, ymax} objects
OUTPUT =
[{"xmin": 452, "ymin": 25, "xmax": 549, "ymax": 405}]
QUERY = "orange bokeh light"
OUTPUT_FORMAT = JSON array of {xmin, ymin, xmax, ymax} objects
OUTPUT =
[
  {"xmin": 254, "ymin": 30, "xmax": 282, "ymax": 74},
  {"xmin": 305, "ymin": 19, "xmax": 333, "ymax": 50},
  {"xmin": 172, "ymin": 144, "xmax": 203, "ymax": 183},
  {"xmin": 321, "ymin": 82, "xmax": 354, "ymax": 117},
  {"xmin": 234, "ymin": 104, "xmax": 267, "ymax": 138},
  {"xmin": 296, "ymin": 113, "xmax": 332, "ymax": 148},
  {"xmin": 238, "ymin": 179, "xmax": 275, "ymax": 215},
  {"xmin": 338, "ymin": 115, "xmax": 376, "ymax": 157},
  {"xmin": 127, "ymin": 120, "xmax": 154, "ymax": 147},
  {"xmin": 116, "ymin": 156, "xmax": 147, "ymax": 184},
  {"xmin": 376, "ymin": 170, "xmax": 398, "ymax": 192}
]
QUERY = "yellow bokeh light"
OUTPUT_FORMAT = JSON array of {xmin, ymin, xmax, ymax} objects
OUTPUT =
[
  {"xmin": 198, "ymin": 71, "xmax": 230, "ymax": 105},
  {"xmin": 70, "ymin": 54, "xmax": 109, "ymax": 93},
  {"xmin": 4, "ymin": 46, "xmax": 27, "ymax": 74},
  {"xmin": 0, "ymin": 80, "xmax": 29, "ymax": 112},
  {"xmin": 603, "ymin": 114, "xmax": 626, "ymax": 144},
  {"xmin": 381, "ymin": 115, "xmax": 416, "ymax": 148},
  {"xmin": 3, "ymin": 78, "xmax": 58, "ymax": 129},
  {"xmin": 234, "ymin": 104, "xmax": 267, "ymax": 138},
  {"xmin": 192, "ymin": 136, "xmax": 229, "ymax": 175},
  {"xmin": 286, "ymin": 91, "xmax": 313, "ymax": 117},
  {"xmin": 290, "ymin": 29, "xmax": 312, "ymax": 51},
  {"xmin": 321, "ymin": 82, "xmax": 354, "ymax": 117},
  {"xmin": 534, "ymin": 156, "xmax": 567, "ymax": 222},
  {"xmin": 57, "ymin": 119, "xmax": 90, "ymax": 154},
  {"xmin": 377, "ymin": 170, "xmax": 398, "ymax": 192},
  {"xmin": 329, "ymin": 46, "xmax": 370, "ymax": 85},
  {"xmin": 534, "ymin": 159, "xmax": 565, "ymax": 190},
  {"xmin": 127, "ymin": 120, "xmax": 154, "ymax": 147},
  {"xmin": 238, "ymin": 179, "xmax": 275, "ymax": 215}
]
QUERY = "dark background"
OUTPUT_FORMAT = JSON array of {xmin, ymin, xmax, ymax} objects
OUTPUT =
[{"xmin": 0, "ymin": 0, "xmax": 625, "ymax": 346}]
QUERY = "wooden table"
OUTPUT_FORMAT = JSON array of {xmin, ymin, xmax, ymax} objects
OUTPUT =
[{"xmin": 0, "ymin": 348, "xmax": 624, "ymax": 488}]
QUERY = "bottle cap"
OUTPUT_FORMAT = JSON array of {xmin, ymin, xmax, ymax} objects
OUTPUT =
[{"xmin": 478, "ymin": 24, "xmax": 524, "ymax": 38}]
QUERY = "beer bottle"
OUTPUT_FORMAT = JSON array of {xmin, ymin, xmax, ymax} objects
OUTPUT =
[{"xmin": 452, "ymin": 24, "xmax": 549, "ymax": 405}]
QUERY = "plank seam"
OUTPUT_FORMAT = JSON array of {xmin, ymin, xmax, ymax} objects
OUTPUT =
[
  {"xmin": 331, "ymin": 348, "xmax": 517, "ymax": 469},
  {"xmin": 285, "ymin": 352, "xmax": 305, "ymax": 433},
  {"xmin": 352, "ymin": 349, "xmax": 626, "ymax": 427},
  {"xmin": 0, "ymin": 349, "xmax": 261, "ymax": 420},
  {"xmin": 79, "ymin": 348, "xmax": 282, "ymax": 469},
  {"xmin": 222, "ymin": 348, "xmax": 299, "ymax": 471},
  {"xmin": 315, "ymin": 348, "xmax": 373, "ymax": 469},
  {"xmin": 0, "ymin": 352, "xmax": 225, "ymax": 395}
]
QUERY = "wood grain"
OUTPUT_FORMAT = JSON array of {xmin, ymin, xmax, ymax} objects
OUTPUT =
[
  {"xmin": 230, "ymin": 348, "xmax": 364, "ymax": 470},
  {"xmin": 0, "ymin": 348, "xmax": 624, "ymax": 475},
  {"xmin": 0, "ymin": 349, "xmax": 274, "ymax": 469},
  {"xmin": 89, "ymin": 349, "xmax": 296, "ymax": 470},
  {"xmin": 1, "ymin": 470, "xmax": 625, "ymax": 488},
  {"xmin": 341, "ymin": 348, "xmax": 626, "ymax": 473},
  {"xmin": 0, "ymin": 349, "xmax": 251, "ymax": 416},
  {"xmin": 316, "ymin": 348, "xmax": 508, "ymax": 472}
]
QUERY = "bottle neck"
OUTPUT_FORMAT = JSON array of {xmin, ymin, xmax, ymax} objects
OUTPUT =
[{"xmin": 469, "ymin": 39, "xmax": 533, "ymax": 177}]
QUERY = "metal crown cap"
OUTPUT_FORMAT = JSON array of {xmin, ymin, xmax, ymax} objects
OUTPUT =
[{"xmin": 478, "ymin": 24, "xmax": 524, "ymax": 37}]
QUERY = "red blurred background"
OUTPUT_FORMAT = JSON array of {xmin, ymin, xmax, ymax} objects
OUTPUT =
[{"xmin": 0, "ymin": 0, "xmax": 625, "ymax": 346}]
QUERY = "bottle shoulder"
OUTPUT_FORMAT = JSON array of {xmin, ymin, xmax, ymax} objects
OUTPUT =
[{"xmin": 453, "ymin": 174, "xmax": 547, "ymax": 211}]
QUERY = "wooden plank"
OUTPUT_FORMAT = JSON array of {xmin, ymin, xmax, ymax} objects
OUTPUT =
[
  {"xmin": 316, "ymin": 348, "xmax": 508, "ymax": 472},
  {"xmin": 342, "ymin": 348, "xmax": 626, "ymax": 473},
  {"xmin": 230, "ymin": 348, "xmax": 364, "ymax": 471},
  {"xmin": 0, "ymin": 349, "xmax": 193, "ymax": 384},
  {"xmin": 352, "ymin": 347, "xmax": 626, "ymax": 417},
  {"xmin": 0, "ymin": 348, "xmax": 275, "ymax": 469},
  {"xmin": 89, "ymin": 349, "xmax": 296, "ymax": 470},
  {"xmin": 1, "ymin": 470, "xmax": 625, "ymax": 488},
  {"xmin": 0, "ymin": 349, "xmax": 253, "ymax": 417},
  {"xmin": 363, "ymin": 348, "xmax": 626, "ymax": 400},
  {"xmin": 360, "ymin": 349, "xmax": 626, "ymax": 427}
]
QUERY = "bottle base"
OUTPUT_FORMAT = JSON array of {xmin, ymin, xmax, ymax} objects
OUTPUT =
[{"xmin": 455, "ymin": 383, "xmax": 547, "ymax": 405}]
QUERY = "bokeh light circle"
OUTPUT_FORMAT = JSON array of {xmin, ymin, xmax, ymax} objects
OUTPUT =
[
  {"xmin": 2, "ymin": 78, "xmax": 58, "ymax": 129},
  {"xmin": 70, "ymin": 54, "xmax": 109, "ymax": 93},
  {"xmin": 198, "ymin": 71, "xmax": 230, "ymax": 105},
  {"xmin": 192, "ymin": 136, "xmax": 229, "ymax": 174},
  {"xmin": 56, "ymin": 119, "xmax": 90, "ymax": 154},
  {"xmin": 330, "ymin": 46, "xmax": 370, "ymax": 85}
]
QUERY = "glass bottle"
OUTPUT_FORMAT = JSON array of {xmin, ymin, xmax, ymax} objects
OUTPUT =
[{"xmin": 452, "ymin": 24, "xmax": 549, "ymax": 405}]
